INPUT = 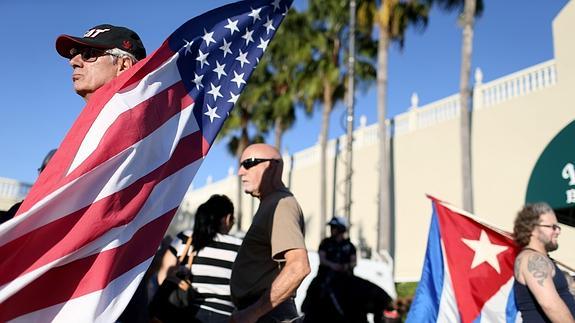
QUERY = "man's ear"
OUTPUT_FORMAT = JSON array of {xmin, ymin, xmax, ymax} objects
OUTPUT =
[{"xmin": 116, "ymin": 57, "xmax": 134, "ymax": 76}]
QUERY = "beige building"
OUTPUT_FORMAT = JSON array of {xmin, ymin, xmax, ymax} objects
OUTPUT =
[
  {"xmin": 174, "ymin": 1, "xmax": 575, "ymax": 282},
  {"xmin": 0, "ymin": 177, "xmax": 31, "ymax": 212}
]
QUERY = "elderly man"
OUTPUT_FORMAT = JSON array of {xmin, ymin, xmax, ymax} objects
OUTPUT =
[
  {"xmin": 230, "ymin": 143, "xmax": 310, "ymax": 323},
  {"xmin": 55, "ymin": 25, "xmax": 147, "ymax": 322},
  {"xmin": 513, "ymin": 202, "xmax": 575, "ymax": 322},
  {"xmin": 55, "ymin": 24, "xmax": 146, "ymax": 101}
]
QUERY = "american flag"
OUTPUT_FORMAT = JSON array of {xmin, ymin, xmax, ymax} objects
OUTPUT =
[{"xmin": 0, "ymin": 0, "xmax": 292, "ymax": 321}]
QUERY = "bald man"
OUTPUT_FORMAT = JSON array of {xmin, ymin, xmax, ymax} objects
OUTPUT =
[{"xmin": 230, "ymin": 144, "xmax": 310, "ymax": 323}]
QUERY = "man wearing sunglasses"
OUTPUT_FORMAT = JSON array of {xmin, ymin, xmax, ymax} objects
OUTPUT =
[
  {"xmin": 55, "ymin": 24, "xmax": 146, "ymax": 102},
  {"xmin": 513, "ymin": 202, "xmax": 575, "ymax": 322},
  {"xmin": 231, "ymin": 144, "xmax": 310, "ymax": 323}
]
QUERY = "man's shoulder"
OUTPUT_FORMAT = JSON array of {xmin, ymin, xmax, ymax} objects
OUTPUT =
[{"xmin": 515, "ymin": 249, "xmax": 555, "ymax": 281}]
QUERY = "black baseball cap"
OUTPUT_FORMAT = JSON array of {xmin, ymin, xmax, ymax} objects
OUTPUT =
[{"xmin": 56, "ymin": 24, "xmax": 146, "ymax": 60}]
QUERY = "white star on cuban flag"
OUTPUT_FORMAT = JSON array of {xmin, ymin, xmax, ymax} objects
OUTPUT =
[{"xmin": 462, "ymin": 230, "xmax": 509, "ymax": 274}]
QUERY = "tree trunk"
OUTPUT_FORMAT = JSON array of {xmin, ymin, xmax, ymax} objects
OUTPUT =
[
  {"xmin": 236, "ymin": 114, "xmax": 250, "ymax": 231},
  {"xmin": 460, "ymin": 0, "xmax": 476, "ymax": 213},
  {"xmin": 274, "ymin": 116, "xmax": 283, "ymax": 151},
  {"xmin": 319, "ymin": 80, "xmax": 333, "ymax": 240},
  {"xmin": 377, "ymin": 25, "xmax": 391, "ymax": 255}
]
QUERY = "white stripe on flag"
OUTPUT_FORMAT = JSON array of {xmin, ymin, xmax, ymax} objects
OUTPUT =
[
  {"xmin": 0, "ymin": 103, "xmax": 197, "ymax": 247},
  {"xmin": 479, "ymin": 278, "xmax": 518, "ymax": 323},
  {"xmin": 437, "ymin": 240, "xmax": 460, "ymax": 322},
  {"xmin": 9, "ymin": 259, "xmax": 151, "ymax": 323},
  {"xmin": 0, "ymin": 158, "xmax": 203, "ymax": 302},
  {"xmin": 69, "ymin": 53, "xmax": 182, "ymax": 173}
]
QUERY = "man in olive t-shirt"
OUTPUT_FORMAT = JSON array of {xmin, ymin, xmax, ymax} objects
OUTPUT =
[{"xmin": 230, "ymin": 144, "xmax": 311, "ymax": 323}]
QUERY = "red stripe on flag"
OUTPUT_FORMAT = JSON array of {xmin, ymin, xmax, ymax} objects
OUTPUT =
[
  {"xmin": 65, "ymin": 81, "xmax": 194, "ymax": 181},
  {"xmin": 16, "ymin": 43, "xmax": 177, "ymax": 216},
  {"xmin": 0, "ymin": 130, "xmax": 204, "ymax": 286},
  {"xmin": 0, "ymin": 209, "xmax": 174, "ymax": 322}
]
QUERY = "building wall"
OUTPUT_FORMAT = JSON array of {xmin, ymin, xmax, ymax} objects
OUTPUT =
[{"xmin": 0, "ymin": 177, "xmax": 31, "ymax": 211}]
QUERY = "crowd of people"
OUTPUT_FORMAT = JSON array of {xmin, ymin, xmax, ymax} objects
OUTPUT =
[{"xmin": 3, "ymin": 20, "xmax": 574, "ymax": 323}]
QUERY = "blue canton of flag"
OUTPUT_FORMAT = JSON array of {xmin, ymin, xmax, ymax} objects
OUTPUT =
[{"xmin": 169, "ymin": 0, "xmax": 292, "ymax": 146}]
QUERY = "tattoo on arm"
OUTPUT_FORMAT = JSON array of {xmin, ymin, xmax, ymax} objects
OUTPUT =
[
  {"xmin": 527, "ymin": 254, "xmax": 551, "ymax": 287},
  {"xmin": 514, "ymin": 256, "xmax": 521, "ymax": 279}
]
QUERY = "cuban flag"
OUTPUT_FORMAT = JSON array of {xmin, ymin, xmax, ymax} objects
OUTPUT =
[
  {"xmin": 0, "ymin": 0, "xmax": 292, "ymax": 321},
  {"xmin": 406, "ymin": 197, "xmax": 521, "ymax": 323}
]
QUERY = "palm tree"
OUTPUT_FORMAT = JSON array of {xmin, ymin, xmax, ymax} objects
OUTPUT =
[
  {"xmin": 299, "ymin": 0, "xmax": 348, "ymax": 239},
  {"xmin": 358, "ymin": 0, "xmax": 430, "ymax": 254},
  {"xmin": 300, "ymin": 0, "xmax": 376, "ymax": 239},
  {"xmin": 260, "ymin": 10, "xmax": 311, "ymax": 150},
  {"xmin": 431, "ymin": 0, "xmax": 484, "ymax": 212}
]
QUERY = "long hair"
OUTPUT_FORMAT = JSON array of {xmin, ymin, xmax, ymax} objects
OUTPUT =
[
  {"xmin": 513, "ymin": 202, "xmax": 553, "ymax": 247},
  {"xmin": 192, "ymin": 194, "xmax": 234, "ymax": 252}
]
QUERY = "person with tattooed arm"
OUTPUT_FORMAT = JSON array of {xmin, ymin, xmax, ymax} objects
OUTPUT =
[{"xmin": 513, "ymin": 202, "xmax": 575, "ymax": 322}]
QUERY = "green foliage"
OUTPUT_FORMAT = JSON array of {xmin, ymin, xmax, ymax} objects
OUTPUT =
[{"xmin": 396, "ymin": 281, "xmax": 418, "ymax": 298}]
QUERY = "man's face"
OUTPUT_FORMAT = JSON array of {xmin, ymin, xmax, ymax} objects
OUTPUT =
[
  {"xmin": 238, "ymin": 151, "xmax": 272, "ymax": 197},
  {"xmin": 69, "ymin": 48, "xmax": 119, "ymax": 100},
  {"xmin": 535, "ymin": 212, "xmax": 561, "ymax": 252}
]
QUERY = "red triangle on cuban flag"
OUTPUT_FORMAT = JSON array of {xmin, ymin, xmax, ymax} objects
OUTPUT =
[{"xmin": 435, "ymin": 201, "xmax": 519, "ymax": 323}]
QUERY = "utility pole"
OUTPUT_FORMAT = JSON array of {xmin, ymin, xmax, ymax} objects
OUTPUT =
[{"xmin": 344, "ymin": 0, "xmax": 356, "ymax": 222}]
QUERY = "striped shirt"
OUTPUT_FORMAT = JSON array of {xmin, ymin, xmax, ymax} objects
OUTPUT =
[{"xmin": 169, "ymin": 230, "xmax": 242, "ymax": 316}]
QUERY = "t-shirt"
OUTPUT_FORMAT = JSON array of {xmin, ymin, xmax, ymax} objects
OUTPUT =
[
  {"xmin": 169, "ymin": 231, "xmax": 242, "ymax": 316},
  {"xmin": 318, "ymin": 236, "xmax": 356, "ymax": 275},
  {"xmin": 230, "ymin": 189, "xmax": 306, "ymax": 309}
]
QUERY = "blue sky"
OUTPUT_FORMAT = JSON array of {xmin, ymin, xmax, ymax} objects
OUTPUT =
[{"xmin": 0, "ymin": 0, "xmax": 568, "ymax": 187}]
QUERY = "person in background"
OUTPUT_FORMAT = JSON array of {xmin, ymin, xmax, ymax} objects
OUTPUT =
[
  {"xmin": 230, "ymin": 143, "xmax": 310, "ymax": 323},
  {"xmin": 156, "ymin": 194, "xmax": 242, "ymax": 322},
  {"xmin": 301, "ymin": 216, "xmax": 357, "ymax": 322},
  {"xmin": 318, "ymin": 216, "xmax": 357, "ymax": 276},
  {"xmin": 513, "ymin": 202, "xmax": 575, "ymax": 322}
]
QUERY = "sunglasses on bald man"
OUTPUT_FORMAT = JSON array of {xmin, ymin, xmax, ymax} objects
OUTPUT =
[{"xmin": 240, "ymin": 158, "xmax": 280, "ymax": 170}]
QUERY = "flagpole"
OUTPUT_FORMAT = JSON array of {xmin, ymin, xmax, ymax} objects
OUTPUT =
[{"xmin": 344, "ymin": 0, "xmax": 356, "ymax": 223}]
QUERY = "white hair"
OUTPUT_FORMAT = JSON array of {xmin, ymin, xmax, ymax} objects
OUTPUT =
[{"xmin": 105, "ymin": 48, "xmax": 138, "ymax": 64}]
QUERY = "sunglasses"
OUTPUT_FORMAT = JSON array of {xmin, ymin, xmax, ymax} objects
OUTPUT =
[
  {"xmin": 536, "ymin": 223, "xmax": 561, "ymax": 231},
  {"xmin": 240, "ymin": 158, "xmax": 279, "ymax": 170},
  {"xmin": 69, "ymin": 47, "xmax": 114, "ymax": 62}
]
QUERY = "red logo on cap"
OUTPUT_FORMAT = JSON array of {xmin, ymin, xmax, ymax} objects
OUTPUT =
[{"xmin": 122, "ymin": 40, "xmax": 132, "ymax": 50}]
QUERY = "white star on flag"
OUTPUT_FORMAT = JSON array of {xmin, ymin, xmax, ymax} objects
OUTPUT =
[
  {"xmin": 263, "ymin": 17, "xmax": 276, "ymax": 35},
  {"xmin": 462, "ymin": 230, "xmax": 509, "ymax": 274},
  {"xmin": 231, "ymin": 71, "xmax": 246, "ymax": 88},
  {"xmin": 236, "ymin": 49, "xmax": 250, "ymax": 68},
  {"xmin": 228, "ymin": 92, "xmax": 240, "ymax": 104},
  {"xmin": 192, "ymin": 73, "xmax": 204, "ymax": 89},
  {"xmin": 258, "ymin": 38, "xmax": 270, "ymax": 51},
  {"xmin": 272, "ymin": 0, "xmax": 281, "ymax": 11},
  {"xmin": 196, "ymin": 49, "xmax": 210, "ymax": 69},
  {"xmin": 224, "ymin": 18, "xmax": 239, "ymax": 35},
  {"xmin": 207, "ymin": 83, "xmax": 223, "ymax": 100},
  {"xmin": 202, "ymin": 29, "xmax": 216, "ymax": 46},
  {"xmin": 242, "ymin": 28, "xmax": 254, "ymax": 46},
  {"xmin": 204, "ymin": 104, "xmax": 221, "ymax": 123},
  {"xmin": 183, "ymin": 39, "xmax": 194, "ymax": 55},
  {"xmin": 213, "ymin": 61, "xmax": 228, "ymax": 80},
  {"xmin": 248, "ymin": 7, "xmax": 262, "ymax": 23},
  {"xmin": 219, "ymin": 38, "xmax": 233, "ymax": 58}
]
